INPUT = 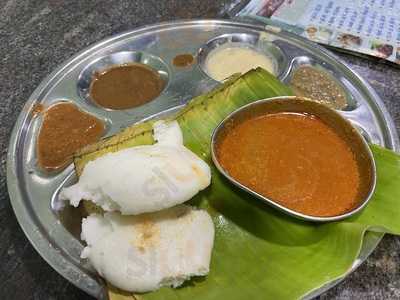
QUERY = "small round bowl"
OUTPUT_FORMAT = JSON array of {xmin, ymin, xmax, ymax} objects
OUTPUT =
[
  {"xmin": 197, "ymin": 33, "xmax": 288, "ymax": 81},
  {"xmin": 211, "ymin": 96, "xmax": 376, "ymax": 222},
  {"xmin": 77, "ymin": 51, "xmax": 170, "ymax": 110}
]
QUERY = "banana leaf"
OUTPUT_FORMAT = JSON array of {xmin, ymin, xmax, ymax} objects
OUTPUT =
[{"xmin": 73, "ymin": 68, "xmax": 400, "ymax": 300}]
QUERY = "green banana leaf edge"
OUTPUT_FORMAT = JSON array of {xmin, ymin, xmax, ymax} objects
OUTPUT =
[{"xmin": 73, "ymin": 68, "xmax": 400, "ymax": 300}]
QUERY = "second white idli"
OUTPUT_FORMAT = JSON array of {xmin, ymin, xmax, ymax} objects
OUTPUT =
[{"xmin": 81, "ymin": 205, "xmax": 215, "ymax": 292}]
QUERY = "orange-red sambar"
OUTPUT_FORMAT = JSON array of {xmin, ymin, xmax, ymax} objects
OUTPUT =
[{"xmin": 212, "ymin": 97, "xmax": 375, "ymax": 220}]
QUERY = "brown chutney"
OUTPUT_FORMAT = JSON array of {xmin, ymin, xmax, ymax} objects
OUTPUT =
[
  {"xmin": 290, "ymin": 66, "xmax": 348, "ymax": 110},
  {"xmin": 37, "ymin": 102, "xmax": 105, "ymax": 171},
  {"xmin": 89, "ymin": 63, "xmax": 165, "ymax": 110},
  {"xmin": 172, "ymin": 54, "xmax": 195, "ymax": 68}
]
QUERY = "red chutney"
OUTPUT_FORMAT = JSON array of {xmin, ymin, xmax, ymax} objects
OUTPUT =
[
  {"xmin": 216, "ymin": 112, "xmax": 361, "ymax": 217},
  {"xmin": 37, "ymin": 102, "xmax": 105, "ymax": 171}
]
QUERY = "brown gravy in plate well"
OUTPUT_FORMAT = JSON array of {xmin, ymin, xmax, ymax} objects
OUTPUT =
[
  {"xmin": 37, "ymin": 102, "xmax": 105, "ymax": 171},
  {"xmin": 172, "ymin": 54, "xmax": 195, "ymax": 68},
  {"xmin": 290, "ymin": 66, "xmax": 348, "ymax": 110},
  {"xmin": 89, "ymin": 63, "xmax": 165, "ymax": 110}
]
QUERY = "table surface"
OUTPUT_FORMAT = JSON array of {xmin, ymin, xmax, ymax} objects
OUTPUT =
[{"xmin": 1, "ymin": 0, "xmax": 400, "ymax": 299}]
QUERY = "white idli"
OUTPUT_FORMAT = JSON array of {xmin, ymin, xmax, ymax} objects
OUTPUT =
[
  {"xmin": 60, "ymin": 120, "xmax": 211, "ymax": 215},
  {"xmin": 81, "ymin": 205, "xmax": 214, "ymax": 292}
]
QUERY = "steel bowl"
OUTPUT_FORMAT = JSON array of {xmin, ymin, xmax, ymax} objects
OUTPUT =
[{"xmin": 211, "ymin": 96, "xmax": 377, "ymax": 222}]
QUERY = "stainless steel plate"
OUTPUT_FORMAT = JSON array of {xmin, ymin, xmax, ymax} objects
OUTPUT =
[{"xmin": 7, "ymin": 19, "xmax": 399, "ymax": 299}]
